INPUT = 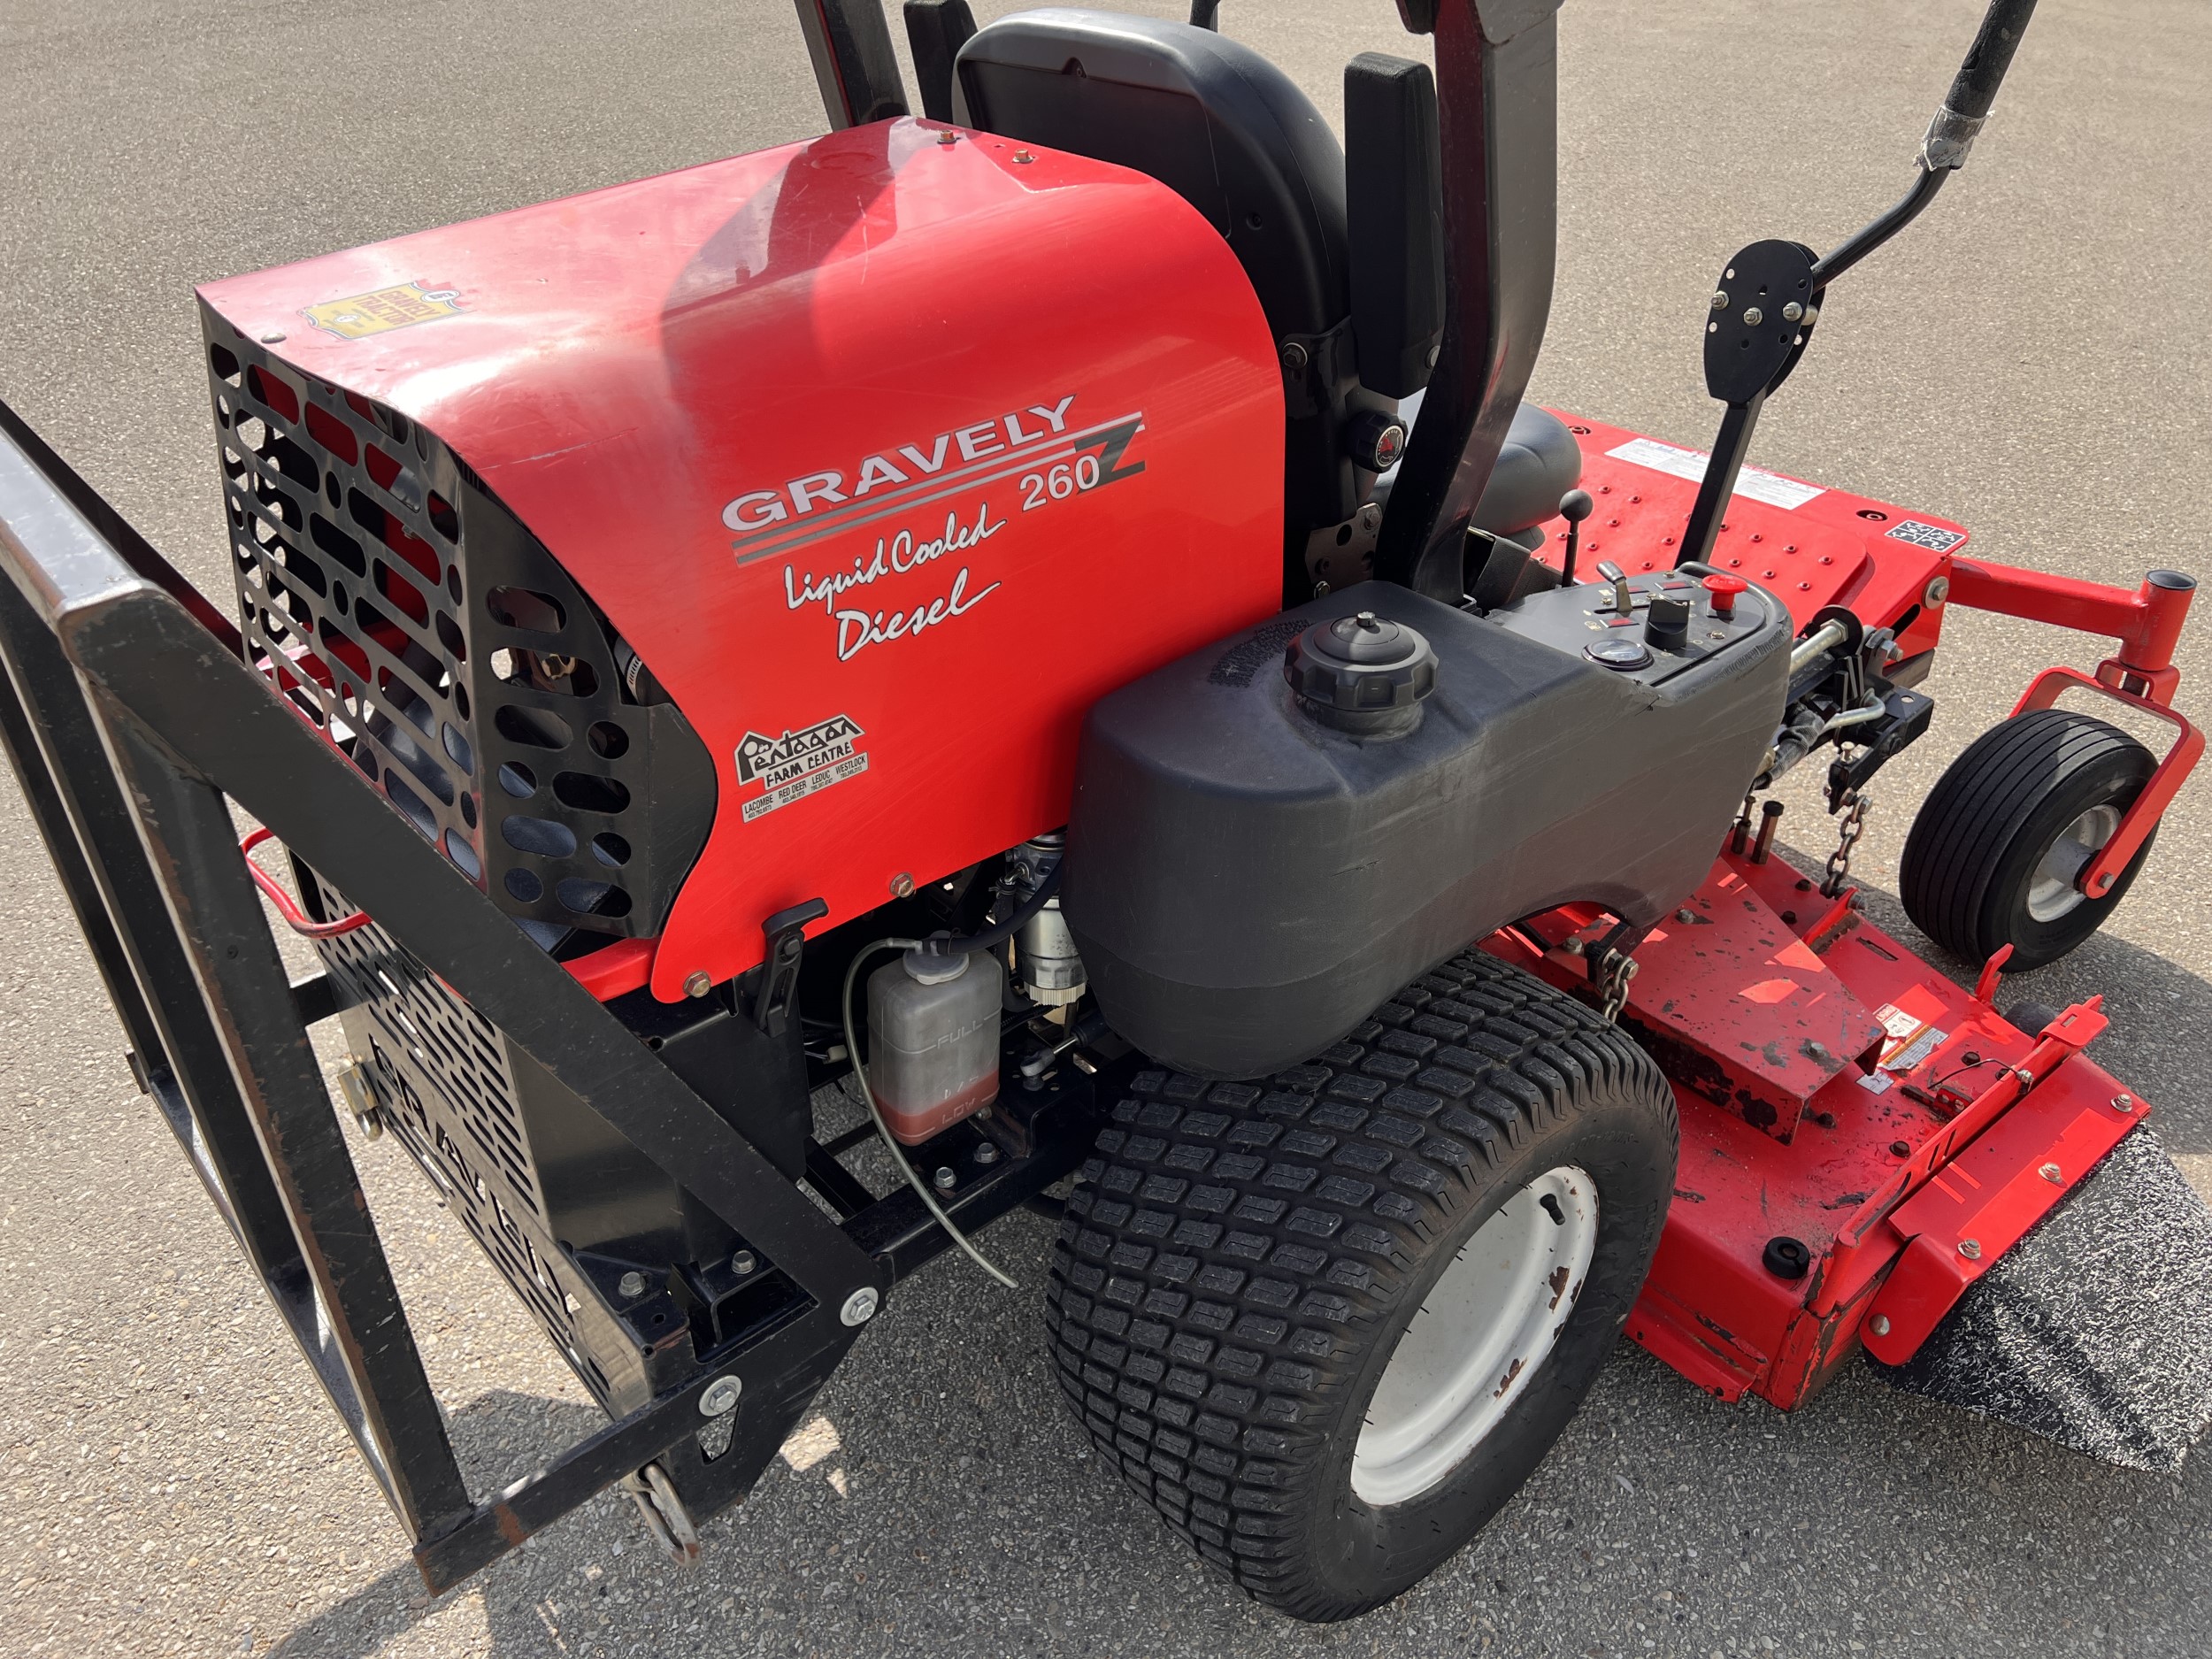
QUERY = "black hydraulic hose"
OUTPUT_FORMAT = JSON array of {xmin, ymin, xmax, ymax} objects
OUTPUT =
[
  {"xmin": 1945, "ymin": 0, "xmax": 2040, "ymax": 122},
  {"xmin": 914, "ymin": 860, "xmax": 1063, "ymax": 957},
  {"xmin": 1811, "ymin": 0, "xmax": 2041, "ymax": 286}
]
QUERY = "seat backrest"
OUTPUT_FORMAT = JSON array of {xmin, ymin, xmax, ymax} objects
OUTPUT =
[{"xmin": 954, "ymin": 8, "xmax": 1350, "ymax": 342}]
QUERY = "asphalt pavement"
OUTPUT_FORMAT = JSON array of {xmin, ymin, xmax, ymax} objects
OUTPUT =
[{"xmin": 2, "ymin": 0, "xmax": 2209, "ymax": 1655}]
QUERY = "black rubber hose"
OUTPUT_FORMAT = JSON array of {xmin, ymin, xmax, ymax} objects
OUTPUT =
[
  {"xmin": 915, "ymin": 860, "xmax": 1063, "ymax": 957},
  {"xmin": 1946, "ymin": 0, "xmax": 2040, "ymax": 122}
]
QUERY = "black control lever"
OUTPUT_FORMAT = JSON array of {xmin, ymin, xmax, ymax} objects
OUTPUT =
[
  {"xmin": 753, "ymin": 897, "xmax": 829, "ymax": 1035},
  {"xmin": 1673, "ymin": 0, "xmax": 2041, "ymax": 570},
  {"xmin": 1556, "ymin": 488, "xmax": 1594, "ymax": 584}
]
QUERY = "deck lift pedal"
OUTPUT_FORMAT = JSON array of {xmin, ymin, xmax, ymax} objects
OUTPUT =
[{"xmin": 1, "ymin": 0, "xmax": 2207, "ymax": 1624}]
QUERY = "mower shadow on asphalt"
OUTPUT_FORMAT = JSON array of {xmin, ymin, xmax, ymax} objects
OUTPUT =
[{"xmin": 259, "ymin": 1388, "xmax": 634, "ymax": 1659}]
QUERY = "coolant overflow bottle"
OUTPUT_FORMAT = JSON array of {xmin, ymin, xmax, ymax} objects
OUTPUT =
[{"xmin": 866, "ymin": 948, "xmax": 1004, "ymax": 1144}]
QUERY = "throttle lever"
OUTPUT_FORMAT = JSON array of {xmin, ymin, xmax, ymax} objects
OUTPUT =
[{"xmin": 1594, "ymin": 560, "xmax": 1631, "ymax": 615}]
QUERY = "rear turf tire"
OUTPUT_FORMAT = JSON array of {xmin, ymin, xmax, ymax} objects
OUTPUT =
[
  {"xmin": 1900, "ymin": 707, "xmax": 2157, "ymax": 972},
  {"xmin": 1045, "ymin": 949, "xmax": 1678, "ymax": 1621}
]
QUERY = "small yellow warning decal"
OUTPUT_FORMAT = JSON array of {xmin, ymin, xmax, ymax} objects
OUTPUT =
[{"xmin": 301, "ymin": 281, "xmax": 465, "ymax": 341}]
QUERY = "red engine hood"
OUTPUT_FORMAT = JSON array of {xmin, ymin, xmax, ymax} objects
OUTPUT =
[{"xmin": 200, "ymin": 117, "xmax": 1285, "ymax": 997}]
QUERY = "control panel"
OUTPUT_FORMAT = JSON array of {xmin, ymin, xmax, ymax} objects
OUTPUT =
[{"xmin": 1480, "ymin": 563, "xmax": 1785, "ymax": 687}]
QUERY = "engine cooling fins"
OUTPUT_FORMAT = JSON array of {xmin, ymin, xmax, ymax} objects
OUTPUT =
[{"xmin": 1870, "ymin": 1126, "xmax": 2212, "ymax": 1473}]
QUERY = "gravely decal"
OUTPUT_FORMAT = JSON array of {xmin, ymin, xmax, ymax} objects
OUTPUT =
[
  {"xmin": 782, "ymin": 503, "xmax": 1003, "ymax": 618},
  {"xmin": 732, "ymin": 398, "xmax": 1149, "ymax": 664},
  {"xmin": 724, "ymin": 403, "xmax": 1147, "ymax": 565},
  {"xmin": 724, "ymin": 397, "xmax": 1079, "ymax": 533}
]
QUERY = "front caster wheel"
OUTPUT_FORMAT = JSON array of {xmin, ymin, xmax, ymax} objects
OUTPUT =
[
  {"xmin": 1901, "ymin": 707, "xmax": 2158, "ymax": 972},
  {"xmin": 1045, "ymin": 949, "xmax": 1678, "ymax": 1621}
]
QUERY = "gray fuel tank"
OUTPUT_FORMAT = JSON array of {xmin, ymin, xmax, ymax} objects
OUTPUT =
[{"xmin": 1064, "ymin": 575, "xmax": 1791, "ymax": 1079}]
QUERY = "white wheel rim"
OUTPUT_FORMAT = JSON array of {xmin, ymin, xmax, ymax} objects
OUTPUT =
[
  {"xmin": 2025, "ymin": 803, "xmax": 2120, "ymax": 923},
  {"xmin": 1352, "ymin": 1164, "xmax": 1598, "ymax": 1508}
]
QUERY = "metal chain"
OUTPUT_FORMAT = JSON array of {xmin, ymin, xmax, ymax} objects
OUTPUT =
[
  {"xmin": 1596, "ymin": 950, "xmax": 1640, "ymax": 1024},
  {"xmin": 1822, "ymin": 787, "xmax": 1870, "ymax": 898}
]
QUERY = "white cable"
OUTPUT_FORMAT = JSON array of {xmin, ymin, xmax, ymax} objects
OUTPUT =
[{"xmin": 841, "ymin": 939, "xmax": 1018, "ymax": 1290}]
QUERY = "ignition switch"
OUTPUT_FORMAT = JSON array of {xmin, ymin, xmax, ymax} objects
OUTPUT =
[{"xmin": 1344, "ymin": 411, "xmax": 1408, "ymax": 473}]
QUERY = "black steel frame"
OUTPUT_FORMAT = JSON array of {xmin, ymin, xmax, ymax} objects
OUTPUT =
[{"xmin": 0, "ymin": 394, "xmax": 1112, "ymax": 1592}]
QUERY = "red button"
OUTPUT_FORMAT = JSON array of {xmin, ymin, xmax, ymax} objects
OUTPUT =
[{"xmin": 1702, "ymin": 572, "xmax": 1748, "ymax": 617}]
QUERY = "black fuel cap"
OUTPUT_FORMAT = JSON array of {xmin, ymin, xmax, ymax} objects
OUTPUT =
[
  {"xmin": 1323, "ymin": 611, "xmax": 1411, "ymax": 663},
  {"xmin": 1286, "ymin": 610, "xmax": 1436, "ymax": 734}
]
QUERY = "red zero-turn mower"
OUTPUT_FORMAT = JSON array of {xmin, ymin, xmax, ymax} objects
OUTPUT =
[{"xmin": 4, "ymin": 0, "xmax": 2209, "ymax": 1622}]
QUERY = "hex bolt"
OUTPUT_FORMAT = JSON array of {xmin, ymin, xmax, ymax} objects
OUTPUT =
[
  {"xmin": 1711, "ymin": 291, "xmax": 1730, "ymax": 311},
  {"xmin": 933, "ymin": 1165, "xmax": 957, "ymax": 1193},
  {"xmin": 1743, "ymin": 307, "xmax": 1763, "ymax": 326},
  {"xmin": 1012, "ymin": 150, "xmax": 1034, "ymax": 164},
  {"xmin": 2039, "ymin": 1163, "xmax": 2063, "ymax": 1184},
  {"xmin": 889, "ymin": 872, "xmax": 916, "ymax": 899},
  {"xmin": 1279, "ymin": 341, "xmax": 1309, "ymax": 372},
  {"xmin": 684, "ymin": 971, "xmax": 711, "ymax": 998},
  {"xmin": 1869, "ymin": 1314, "xmax": 1892, "ymax": 1338},
  {"xmin": 731, "ymin": 1249, "xmax": 757, "ymax": 1277},
  {"xmin": 1958, "ymin": 1239, "xmax": 1983, "ymax": 1261},
  {"xmin": 699, "ymin": 1375, "xmax": 742, "ymax": 1417},
  {"xmin": 936, "ymin": 130, "xmax": 959, "ymax": 146},
  {"xmin": 973, "ymin": 1142, "xmax": 1002, "ymax": 1166},
  {"xmin": 1924, "ymin": 576, "xmax": 1951, "ymax": 607},
  {"xmin": 1781, "ymin": 301, "xmax": 1804, "ymax": 322},
  {"xmin": 840, "ymin": 1286, "xmax": 879, "ymax": 1326},
  {"xmin": 618, "ymin": 1271, "xmax": 648, "ymax": 1299},
  {"xmin": 2112, "ymin": 1094, "xmax": 2134, "ymax": 1111}
]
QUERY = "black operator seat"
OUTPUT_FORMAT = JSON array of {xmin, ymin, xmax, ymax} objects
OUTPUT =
[
  {"xmin": 952, "ymin": 8, "xmax": 1581, "ymax": 541},
  {"xmin": 1382, "ymin": 394, "xmax": 1585, "ymax": 540},
  {"xmin": 954, "ymin": 7, "xmax": 1348, "ymax": 341}
]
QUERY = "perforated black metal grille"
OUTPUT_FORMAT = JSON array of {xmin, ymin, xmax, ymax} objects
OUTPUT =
[
  {"xmin": 313, "ymin": 896, "xmax": 613, "ymax": 1397},
  {"xmin": 201, "ymin": 306, "xmax": 713, "ymax": 944}
]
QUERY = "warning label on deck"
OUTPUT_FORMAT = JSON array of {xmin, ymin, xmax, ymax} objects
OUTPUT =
[
  {"xmin": 1607, "ymin": 437, "xmax": 1825, "ymax": 511},
  {"xmin": 1872, "ymin": 1001, "xmax": 1948, "ymax": 1073}
]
